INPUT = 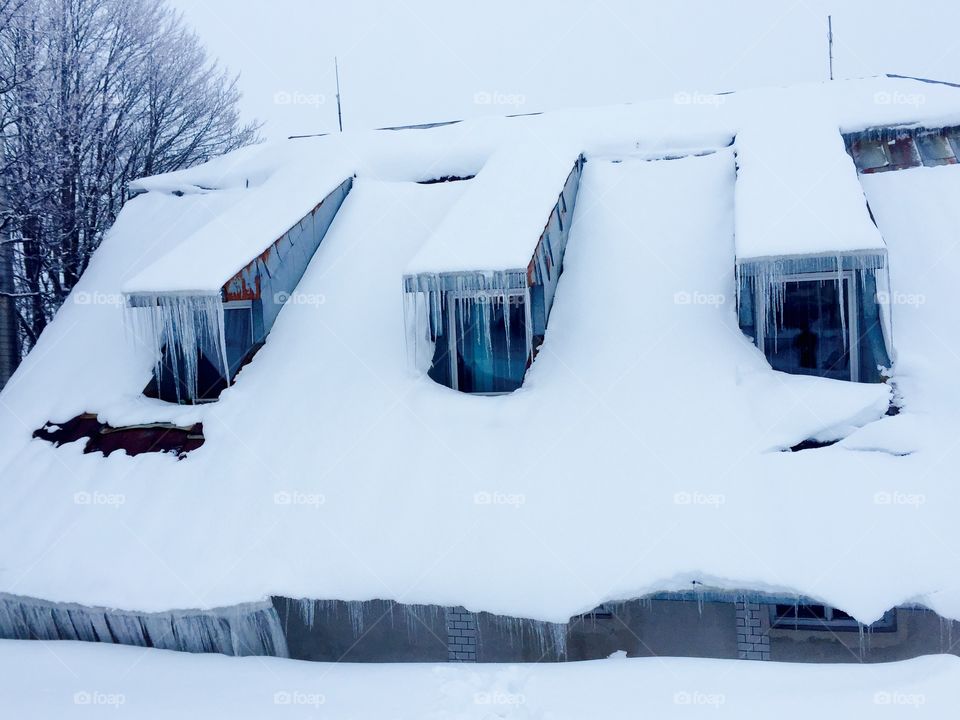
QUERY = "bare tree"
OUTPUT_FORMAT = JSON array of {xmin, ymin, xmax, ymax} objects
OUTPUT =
[{"xmin": 0, "ymin": 0, "xmax": 260, "ymax": 364}]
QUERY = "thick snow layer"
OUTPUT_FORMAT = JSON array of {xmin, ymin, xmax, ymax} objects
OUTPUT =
[
  {"xmin": 858, "ymin": 164, "xmax": 960, "ymax": 459},
  {"xmin": 734, "ymin": 89, "xmax": 885, "ymax": 260},
  {"xmin": 405, "ymin": 136, "xmax": 582, "ymax": 274},
  {"xmin": 123, "ymin": 148, "xmax": 353, "ymax": 295},
  {"xmin": 2, "ymin": 640, "xmax": 959, "ymax": 718},
  {"xmin": 3, "ymin": 76, "xmax": 960, "ymax": 626}
]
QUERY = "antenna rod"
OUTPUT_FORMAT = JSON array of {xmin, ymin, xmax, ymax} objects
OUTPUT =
[
  {"xmin": 828, "ymin": 15, "xmax": 834, "ymax": 81},
  {"xmin": 335, "ymin": 56, "xmax": 343, "ymax": 132}
]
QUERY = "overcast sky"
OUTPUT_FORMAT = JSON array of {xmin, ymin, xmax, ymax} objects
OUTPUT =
[{"xmin": 169, "ymin": 0, "xmax": 960, "ymax": 140}]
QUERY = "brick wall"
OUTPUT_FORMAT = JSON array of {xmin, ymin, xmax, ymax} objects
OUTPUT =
[
  {"xmin": 736, "ymin": 600, "xmax": 770, "ymax": 660},
  {"xmin": 446, "ymin": 607, "xmax": 478, "ymax": 662}
]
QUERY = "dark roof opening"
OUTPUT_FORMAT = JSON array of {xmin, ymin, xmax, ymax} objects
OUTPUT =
[
  {"xmin": 416, "ymin": 174, "xmax": 476, "ymax": 185},
  {"xmin": 34, "ymin": 414, "xmax": 204, "ymax": 459}
]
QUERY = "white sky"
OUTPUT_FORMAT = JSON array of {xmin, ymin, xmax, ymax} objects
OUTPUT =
[{"xmin": 169, "ymin": 0, "xmax": 960, "ymax": 140}]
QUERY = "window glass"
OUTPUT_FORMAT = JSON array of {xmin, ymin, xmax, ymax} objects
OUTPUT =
[
  {"xmin": 885, "ymin": 136, "xmax": 920, "ymax": 169},
  {"xmin": 947, "ymin": 129, "xmax": 960, "ymax": 161},
  {"xmin": 223, "ymin": 306, "xmax": 254, "ymax": 379},
  {"xmin": 765, "ymin": 279, "xmax": 851, "ymax": 381},
  {"xmin": 916, "ymin": 133, "xmax": 956, "ymax": 166},
  {"xmin": 453, "ymin": 294, "xmax": 528, "ymax": 393},
  {"xmin": 852, "ymin": 140, "xmax": 888, "ymax": 171}
]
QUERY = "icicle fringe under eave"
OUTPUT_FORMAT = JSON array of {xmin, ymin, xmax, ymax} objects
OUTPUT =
[
  {"xmin": 0, "ymin": 593, "xmax": 288, "ymax": 658},
  {"xmin": 124, "ymin": 292, "xmax": 230, "ymax": 402},
  {"xmin": 402, "ymin": 270, "xmax": 528, "ymax": 373},
  {"xmin": 736, "ymin": 250, "xmax": 890, "ymax": 352}
]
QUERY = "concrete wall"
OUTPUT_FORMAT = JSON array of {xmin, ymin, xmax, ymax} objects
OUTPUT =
[
  {"xmin": 564, "ymin": 600, "xmax": 739, "ymax": 661},
  {"xmin": 272, "ymin": 598, "xmax": 448, "ymax": 663}
]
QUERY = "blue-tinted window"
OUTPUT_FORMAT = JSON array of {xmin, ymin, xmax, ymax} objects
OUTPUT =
[
  {"xmin": 917, "ymin": 133, "xmax": 956, "ymax": 166},
  {"xmin": 765, "ymin": 279, "xmax": 851, "ymax": 382},
  {"xmin": 851, "ymin": 140, "xmax": 889, "ymax": 172},
  {"xmin": 453, "ymin": 295, "xmax": 529, "ymax": 393}
]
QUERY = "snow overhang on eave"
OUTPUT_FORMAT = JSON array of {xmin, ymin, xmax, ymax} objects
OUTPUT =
[
  {"xmin": 735, "ymin": 248, "xmax": 888, "ymax": 278},
  {"xmin": 124, "ymin": 290, "xmax": 223, "ymax": 308},
  {"xmin": 402, "ymin": 269, "xmax": 529, "ymax": 295}
]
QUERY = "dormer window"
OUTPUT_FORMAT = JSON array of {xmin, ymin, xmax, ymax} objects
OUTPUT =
[
  {"xmin": 144, "ymin": 300, "xmax": 254, "ymax": 402},
  {"xmin": 404, "ymin": 154, "xmax": 584, "ymax": 395},
  {"xmin": 846, "ymin": 127, "xmax": 960, "ymax": 174},
  {"xmin": 949, "ymin": 129, "xmax": 960, "ymax": 159},
  {"xmin": 916, "ymin": 132, "xmax": 957, "ymax": 166},
  {"xmin": 425, "ymin": 290, "xmax": 530, "ymax": 393},
  {"xmin": 737, "ymin": 254, "xmax": 892, "ymax": 383},
  {"xmin": 884, "ymin": 136, "xmax": 920, "ymax": 170},
  {"xmin": 126, "ymin": 177, "xmax": 353, "ymax": 404},
  {"xmin": 764, "ymin": 274, "xmax": 854, "ymax": 381},
  {"xmin": 851, "ymin": 139, "xmax": 890, "ymax": 173}
]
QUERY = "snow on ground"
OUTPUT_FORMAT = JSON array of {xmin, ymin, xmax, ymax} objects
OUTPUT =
[
  {"xmin": 1, "ymin": 640, "xmax": 957, "ymax": 718},
  {"xmin": 1, "ymin": 76, "xmax": 960, "ymax": 626}
]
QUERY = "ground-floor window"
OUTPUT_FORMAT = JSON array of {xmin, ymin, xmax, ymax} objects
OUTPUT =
[{"xmin": 771, "ymin": 604, "xmax": 896, "ymax": 632}]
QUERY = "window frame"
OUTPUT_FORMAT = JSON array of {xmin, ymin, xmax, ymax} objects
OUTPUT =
[
  {"xmin": 757, "ymin": 270, "xmax": 860, "ymax": 383},
  {"xmin": 851, "ymin": 139, "xmax": 891, "ymax": 173},
  {"xmin": 947, "ymin": 130, "xmax": 960, "ymax": 161},
  {"xmin": 916, "ymin": 132, "xmax": 957, "ymax": 167},
  {"xmin": 770, "ymin": 604, "xmax": 897, "ymax": 633},
  {"xmin": 443, "ymin": 288, "xmax": 533, "ymax": 395}
]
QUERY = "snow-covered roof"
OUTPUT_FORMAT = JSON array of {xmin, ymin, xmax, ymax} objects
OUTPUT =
[
  {"xmin": 123, "ymin": 148, "xmax": 353, "ymax": 296},
  {"xmin": 405, "ymin": 139, "xmax": 582, "ymax": 275},
  {"xmin": 733, "ymin": 91, "xmax": 886, "ymax": 261},
  {"xmin": 3, "ymin": 76, "xmax": 960, "ymax": 626}
]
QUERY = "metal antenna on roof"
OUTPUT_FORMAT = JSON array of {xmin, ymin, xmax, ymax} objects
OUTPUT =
[
  {"xmin": 828, "ymin": 16, "xmax": 834, "ymax": 81},
  {"xmin": 335, "ymin": 57, "xmax": 344, "ymax": 132}
]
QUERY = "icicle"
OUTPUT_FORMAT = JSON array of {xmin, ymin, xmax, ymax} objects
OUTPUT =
[
  {"xmin": 295, "ymin": 598, "xmax": 316, "ymax": 629},
  {"xmin": 346, "ymin": 601, "xmax": 365, "ymax": 637},
  {"xmin": 125, "ymin": 293, "xmax": 229, "ymax": 402},
  {"xmin": 836, "ymin": 255, "xmax": 849, "ymax": 354},
  {"xmin": 738, "ymin": 251, "xmax": 889, "ymax": 361},
  {"xmin": 0, "ymin": 594, "xmax": 287, "ymax": 658}
]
